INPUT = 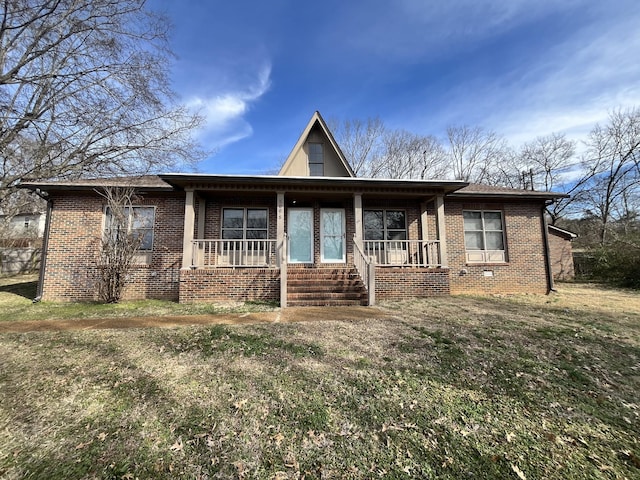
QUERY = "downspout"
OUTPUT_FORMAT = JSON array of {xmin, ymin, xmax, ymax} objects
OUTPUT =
[
  {"xmin": 33, "ymin": 190, "xmax": 52, "ymax": 302},
  {"xmin": 541, "ymin": 201, "xmax": 555, "ymax": 293}
]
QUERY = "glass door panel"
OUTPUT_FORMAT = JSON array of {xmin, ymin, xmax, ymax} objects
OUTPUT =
[
  {"xmin": 287, "ymin": 208, "xmax": 313, "ymax": 263},
  {"xmin": 321, "ymin": 209, "xmax": 345, "ymax": 263}
]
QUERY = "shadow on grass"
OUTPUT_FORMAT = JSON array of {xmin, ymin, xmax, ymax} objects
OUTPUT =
[{"xmin": 0, "ymin": 280, "xmax": 37, "ymax": 299}]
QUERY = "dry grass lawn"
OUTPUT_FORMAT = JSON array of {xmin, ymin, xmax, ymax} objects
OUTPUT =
[{"xmin": 0, "ymin": 281, "xmax": 638, "ymax": 479}]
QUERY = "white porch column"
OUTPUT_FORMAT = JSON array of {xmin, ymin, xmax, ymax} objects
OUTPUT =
[
  {"xmin": 276, "ymin": 191, "xmax": 287, "ymax": 307},
  {"xmin": 181, "ymin": 189, "xmax": 195, "ymax": 269},
  {"xmin": 353, "ymin": 193, "xmax": 363, "ymax": 249},
  {"xmin": 435, "ymin": 195, "xmax": 448, "ymax": 267},
  {"xmin": 276, "ymin": 191, "xmax": 285, "ymax": 266}
]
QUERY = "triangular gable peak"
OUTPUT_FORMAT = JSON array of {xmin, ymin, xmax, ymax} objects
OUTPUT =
[{"xmin": 278, "ymin": 111, "xmax": 355, "ymax": 177}]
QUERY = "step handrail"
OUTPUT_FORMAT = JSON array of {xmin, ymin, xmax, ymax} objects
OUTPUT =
[{"xmin": 353, "ymin": 235, "xmax": 375, "ymax": 305}]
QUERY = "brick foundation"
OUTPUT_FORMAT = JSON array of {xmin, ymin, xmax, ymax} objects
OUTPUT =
[
  {"xmin": 179, "ymin": 268, "xmax": 280, "ymax": 303},
  {"xmin": 375, "ymin": 267, "xmax": 450, "ymax": 300}
]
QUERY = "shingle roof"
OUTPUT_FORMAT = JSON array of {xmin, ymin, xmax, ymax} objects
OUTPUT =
[
  {"xmin": 450, "ymin": 183, "xmax": 567, "ymax": 199},
  {"xmin": 19, "ymin": 175, "xmax": 173, "ymax": 192},
  {"xmin": 19, "ymin": 175, "xmax": 568, "ymax": 201}
]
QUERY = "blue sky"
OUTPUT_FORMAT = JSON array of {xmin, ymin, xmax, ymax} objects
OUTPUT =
[{"xmin": 150, "ymin": 0, "xmax": 640, "ymax": 174}]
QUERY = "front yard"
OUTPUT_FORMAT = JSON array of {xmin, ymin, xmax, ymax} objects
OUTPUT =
[{"xmin": 0, "ymin": 281, "xmax": 638, "ymax": 479}]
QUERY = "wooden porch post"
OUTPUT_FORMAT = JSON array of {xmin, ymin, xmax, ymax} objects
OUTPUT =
[
  {"xmin": 353, "ymin": 193, "xmax": 363, "ymax": 250},
  {"xmin": 435, "ymin": 195, "xmax": 448, "ymax": 267},
  {"xmin": 277, "ymin": 191, "xmax": 287, "ymax": 307},
  {"xmin": 181, "ymin": 189, "xmax": 195, "ymax": 269}
]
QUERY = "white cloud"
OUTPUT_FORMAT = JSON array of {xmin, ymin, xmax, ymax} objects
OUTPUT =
[
  {"xmin": 427, "ymin": 2, "xmax": 640, "ymax": 147},
  {"xmin": 187, "ymin": 63, "xmax": 271, "ymax": 150},
  {"xmin": 332, "ymin": 0, "xmax": 586, "ymax": 62}
]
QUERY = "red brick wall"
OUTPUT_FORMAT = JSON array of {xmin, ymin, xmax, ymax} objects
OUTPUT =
[
  {"xmin": 179, "ymin": 268, "xmax": 280, "ymax": 303},
  {"xmin": 42, "ymin": 192, "xmax": 184, "ymax": 301},
  {"xmin": 375, "ymin": 267, "xmax": 450, "ymax": 299},
  {"xmin": 41, "ymin": 190, "xmax": 552, "ymax": 302},
  {"xmin": 548, "ymin": 231, "xmax": 575, "ymax": 280},
  {"xmin": 445, "ymin": 199, "xmax": 550, "ymax": 294}
]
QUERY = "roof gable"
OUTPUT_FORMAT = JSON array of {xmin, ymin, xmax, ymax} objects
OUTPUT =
[{"xmin": 278, "ymin": 111, "xmax": 355, "ymax": 177}]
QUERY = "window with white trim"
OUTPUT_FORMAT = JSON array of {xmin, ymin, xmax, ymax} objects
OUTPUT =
[
  {"xmin": 463, "ymin": 210, "xmax": 506, "ymax": 263},
  {"xmin": 104, "ymin": 206, "xmax": 155, "ymax": 251},
  {"xmin": 308, "ymin": 143, "xmax": 324, "ymax": 176}
]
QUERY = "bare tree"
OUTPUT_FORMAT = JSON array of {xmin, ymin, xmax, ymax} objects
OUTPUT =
[
  {"xmin": 580, "ymin": 107, "xmax": 640, "ymax": 244},
  {"xmin": 329, "ymin": 117, "xmax": 385, "ymax": 176},
  {"xmin": 518, "ymin": 133, "xmax": 576, "ymax": 191},
  {"xmin": 445, "ymin": 125, "xmax": 507, "ymax": 183},
  {"xmin": 378, "ymin": 130, "xmax": 447, "ymax": 179},
  {"xmin": 330, "ymin": 117, "xmax": 449, "ymax": 180},
  {"xmin": 1, "ymin": 0, "xmax": 204, "ymax": 209},
  {"xmin": 509, "ymin": 133, "xmax": 578, "ymax": 223},
  {"xmin": 95, "ymin": 186, "xmax": 144, "ymax": 303}
]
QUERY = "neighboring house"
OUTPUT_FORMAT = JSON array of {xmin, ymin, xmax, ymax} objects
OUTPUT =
[
  {"xmin": 21, "ymin": 112, "xmax": 566, "ymax": 305},
  {"xmin": 0, "ymin": 212, "xmax": 46, "ymax": 243},
  {"xmin": 0, "ymin": 211, "xmax": 45, "ymax": 273},
  {"xmin": 547, "ymin": 225, "xmax": 577, "ymax": 281}
]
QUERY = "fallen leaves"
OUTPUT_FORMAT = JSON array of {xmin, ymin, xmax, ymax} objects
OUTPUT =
[
  {"xmin": 511, "ymin": 464, "xmax": 527, "ymax": 479},
  {"xmin": 170, "ymin": 436, "xmax": 183, "ymax": 452}
]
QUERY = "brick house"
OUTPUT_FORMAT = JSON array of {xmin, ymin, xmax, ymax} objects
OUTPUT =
[{"xmin": 22, "ymin": 112, "xmax": 565, "ymax": 305}]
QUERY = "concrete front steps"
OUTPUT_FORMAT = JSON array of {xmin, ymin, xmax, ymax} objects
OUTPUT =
[{"xmin": 286, "ymin": 266, "xmax": 368, "ymax": 306}]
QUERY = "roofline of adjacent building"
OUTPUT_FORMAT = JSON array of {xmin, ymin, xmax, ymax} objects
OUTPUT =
[{"xmin": 548, "ymin": 225, "xmax": 578, "ymax": 238}]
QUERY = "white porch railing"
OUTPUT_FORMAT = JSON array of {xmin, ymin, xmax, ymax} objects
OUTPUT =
[
  {"xmin": 191, "ymin": 239, "xmax": 277, "ymax": 267},
  {"xmin": 363, "ymin": 239, "xmax": 442, "ymax": 267},
  {"xmin": 353, "ymin": 236, "xmax": 375, "ymax": 306}
]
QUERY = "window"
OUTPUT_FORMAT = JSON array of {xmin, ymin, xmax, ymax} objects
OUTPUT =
[
  {"xmin": 222, "ymin": 208, "xmax": 268, "ymax": 240},
  {"xmin": 105, "ymin": 206, "xmax": 155, "ymax": 251},
  {"xmin": 308, "ymin": 143, "xmax": 324, "ymax": 176},
  {"xmin": 364, "ymin": 210, "xmax": 407, "ymax": 264},
  {"xmin": 221, "ymin": 208, "xmax": 269, "ymax": 266},
  {"xmin": 463, "ymin": 210, "xmax": 506, "ymax": 263},
  {"xmin": 364, "ymin": 210, "xmax": 406, "ymax": 241}
]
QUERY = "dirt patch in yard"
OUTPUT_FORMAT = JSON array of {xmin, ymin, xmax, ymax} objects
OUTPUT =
[{"xmin": 0, "ymin": 306, "xmax": 393, "ymax": 333}]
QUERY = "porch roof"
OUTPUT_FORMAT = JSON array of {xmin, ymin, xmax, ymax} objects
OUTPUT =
[{"xmin": 158, "ymin": 173, "xmax": 468, "ymax": 197}]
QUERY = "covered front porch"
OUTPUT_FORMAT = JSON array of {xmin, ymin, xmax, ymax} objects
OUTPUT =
[{"xmin": 163, "ymin": 174, "xmax": 457, "ymax": 306}]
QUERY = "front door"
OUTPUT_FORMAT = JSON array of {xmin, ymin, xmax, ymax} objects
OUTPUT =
[
  {"xmin": 321, "ymin": 208, "xmax": 346, "ymax": 263},
  {"xmin": 288, "ymin": 208, "xmax": 313, "ymax": 263}
]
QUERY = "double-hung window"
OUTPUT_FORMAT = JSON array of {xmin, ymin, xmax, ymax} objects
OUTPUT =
[
  {"xmin": 463, "ymin": 210, "xmax": 506, "ymax": 263},
  {"xmin": 308, "ymin": 143, "xmax": 324, "ymax": 176},
  {"xmin": 363, "ymin": 210, "xmax": 407, "ymax": 264},
  {"xmin": 221, "ymin": 208, "xmax": 268, "ymax": 265},
  {"xmin": 104, "ymin": 206, "xmax": 155, "ymax": 251}
]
